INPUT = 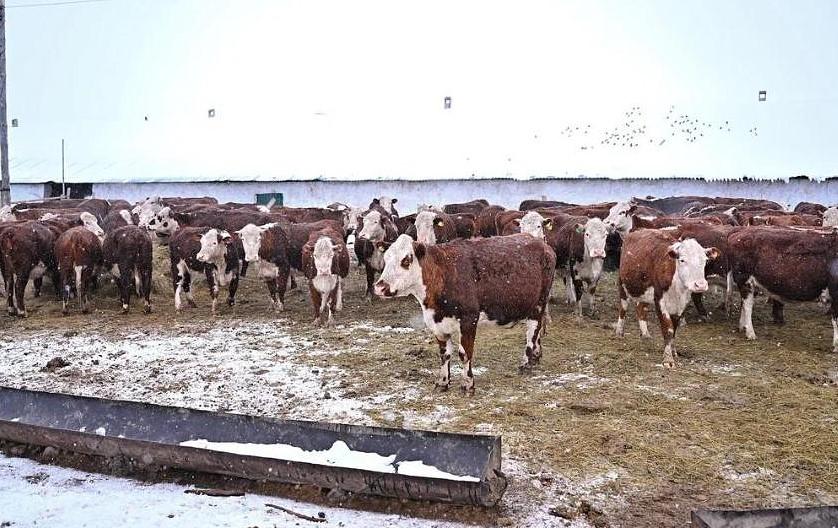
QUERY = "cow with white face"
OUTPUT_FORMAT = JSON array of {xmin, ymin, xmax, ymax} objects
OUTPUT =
[
  {"xmin": 302, "ymin": 229, "xmax": 350, "ymax": 326},
  {"xmin": 147, "ymin": 206, "xmax": 180, "ymax": 242},
  {"xmin": 518, "ymin": 211, "xmax": 552, "ymax": 240},
  {"xmin": 603, "ymin": 201, "xmax": 637, "ymax": 237},
  {"xmin": 370, "ymin": 196, "xmax": 399, "ymax": 218},
  {"xmin": 235, "ymin": 223, "xmax": 291, "ymax": 311},
  {"xmin": 78, "ymin": 211, "xmax": 105, "ymax": 241},
  {"xmin": 196, "ymin": 228, "xmax": 241, "ymax": 315},
  {"xmin": 616, "ymin": 229, "xmax": 719, "ymax": 367},
  {"xmin": 374, "ymin": 233, "xmax": 556, "ymax": 394},
  {"xmin": 355, "ymin": 209, "xmax": 398, "ymax": 297},
  {"xmin": 554, "ymin": 217, "xmax": 609, "ymax": 316},
  {"xmin": 823, "ymin": 206, "xmax": 838, "ymax": 228}
]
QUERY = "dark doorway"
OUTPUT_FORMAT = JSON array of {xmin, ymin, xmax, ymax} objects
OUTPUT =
[{"xmin": 46, "ymin": 182, "xmax": 93, "ymax": 199}]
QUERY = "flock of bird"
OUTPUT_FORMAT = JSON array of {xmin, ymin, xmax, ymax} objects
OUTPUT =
[{"xmin": 559, "ymin": 104, "xmax": 758, "ymax": 150}]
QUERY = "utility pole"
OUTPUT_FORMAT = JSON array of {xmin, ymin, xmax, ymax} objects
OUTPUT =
[
  {"xmin": 61, "ymin": 139, "xmax": 65, "ymax": 197},
  {"xmin": 0, "ymin": 0, "xmax": 10, "ymax": 206}
]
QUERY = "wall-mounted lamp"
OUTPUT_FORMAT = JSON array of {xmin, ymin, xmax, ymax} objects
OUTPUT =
[
  {"xmin": 10, "ymin": 118, "xmax": 18, "ymax": 127},
  {"xmin": 443, "ymin": 96, "xmax": 451, "ymax": 109},
  {"xmin": 758, "ymin": 90, "xmax": 766, "ymax": 102},
  {"xmin": 208, "ymin": 108, "xmax": 216, "ymax": 118}
]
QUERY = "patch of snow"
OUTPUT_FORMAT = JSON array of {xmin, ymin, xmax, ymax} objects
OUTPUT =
[
  {"xmin": 94, "ymin": 427, "xmax": 107, "ymax": 436},
  {"xmin": 345, "ymin": 322, "xmax": 415, "ymax": 334},
  {"xmin": 720, "ymin": 465, "xmax": 775, "ymax": 482},
  {"xmin": 710, "ymin": 364, "xmax": 744, "ymax": 377},
  {"xmin": 180, "ymin": 439, "xmax": 479, "ymax": 482},
  {"xmin": 0, "ymin": 453, "xmax": 473, "ymax": 528},
  {"xmin": 539, "ymin": 373, "xmax": 609, "ymax": 390}
]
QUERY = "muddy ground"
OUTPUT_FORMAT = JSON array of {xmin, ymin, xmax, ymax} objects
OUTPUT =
[{"xmin": 1, "ymin": 245, "xmax": 837, "ymax": 528}]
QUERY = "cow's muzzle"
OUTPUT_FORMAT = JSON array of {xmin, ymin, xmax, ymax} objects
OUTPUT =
[
  {"xmin": 374, "ymin": 280, "xmax": 395, "ymax": 297},
  {"xmin": 689, "ymin": 280, "xmax": 709, "ymax": 293},
  {"xmin": 590, "ymin": 249, "xmax": 606, "ymax": 259}
]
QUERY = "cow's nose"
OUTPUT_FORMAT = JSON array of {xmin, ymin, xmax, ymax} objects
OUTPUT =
[
  {"xmin": 692, "ymin": 280, "xmax": 709, "ymax": 292},
  {"xmin": 245, "ymin": 256, "xmax": 259, "ymax": 262},
  {"xmin": 374, "ymin": 280, "xmax": 393, "ymax": 297}
]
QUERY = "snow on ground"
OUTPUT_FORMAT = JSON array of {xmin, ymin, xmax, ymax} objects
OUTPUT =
[
  {"xmin": 0, "ymin": 454, "xmax": 474, "ymax": 528},
  {"xmin": 0, "ymin": 321, "xmax": 375, "ymax": 423}
]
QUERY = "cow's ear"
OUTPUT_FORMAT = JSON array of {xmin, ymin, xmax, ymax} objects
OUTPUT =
[
  {"xmin": 434, "ymin": 218, "xmax": 444, "ymax": 227},
  {"xmin": 218, "ymin": 230, "xmax": 232, "ymax": 242},
  {"xmin": 575, "ymin": 223, "xmax": 585, "ymax": 234},
  {"xmin": 413, "ymin": 242, "xmax": 426, "ymax": 260},
  {"xmin": 627, "ymin": 204, "xmax": 637, "ymax": 214},
  {"xmin": 392, "ymin": 198, "xmax": 398, "ymax": 204},
  {"xmin": 333, "ymin": 244, "xmax": 343, "ymax": 254},
  {"xmin": 372, "ymin": 198, "xmax": 380, "ymax": 205},
  {"xmin": 512, "ymin": 219, "xmax": 521, "ymax": 226},
  {"xmin": 543, "ymin": 218, "xmax": 554, "ymax": 231},
  {"xmin": 706, "ymin": 247, "xmax": 720, "ymax": 260},
  {"xmin": 376, "ymin": 241, "xmax": 387, "ymax": 252}
]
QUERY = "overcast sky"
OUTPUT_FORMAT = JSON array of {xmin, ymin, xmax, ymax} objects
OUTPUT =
[{"xmin": 6, "ymin": 0, "xmax": 838, "ymax": 182}]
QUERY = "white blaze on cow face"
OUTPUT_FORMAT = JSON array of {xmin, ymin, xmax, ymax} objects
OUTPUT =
[
  {"xmin": 669, "ymin": 238, "xmax": 718, "ymax": 293},
  {"xmin": 519, "ymin": 211, "xmax": 547, "ymax": 240},
  {"xmin": 313, "ymin": 236, "xmax": 338, "ymax": 276},
  {"xmin": 414, "ymin": 211, "xmax": 439, "ymax": 245},
  {"xmin": 604, "ymin": 201, "xmax": 635, "ymax": 235},
  {"xmin": 235, "ymin": 223, "xmax": 274, "ymax": 262},
  {"xmin": 823, "ymin": 207, "xmax": 838, "ymax": 228},
  {"xmin": 583, "ymin": 218, "xmax": 608, "ymax": 259},
  {"xmin": 376, "ymin": 196, "xmax": 398, "ymax": 216},
  {"xmin": 197, "ymin": 229, "xmax": 231, "ymax": 263},
  {"xmin": 358, "ymin": 210, "xmax": 386, "ymax": 241},
  {"xmin": 118, "ymin": 209, "xmax": 134, "ymax": 225},
  {"xmin": 375, "ymin": 234, "xmax": 425, "ymax": 299},
  {"xmin": 149, "ymin": 207, "xmax": 178, "ymax": 237}
]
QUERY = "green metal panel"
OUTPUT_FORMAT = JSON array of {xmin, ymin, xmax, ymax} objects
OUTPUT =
[{"xmin": 255, "ymin": 192, "xmax": 283, "ymax": 206}]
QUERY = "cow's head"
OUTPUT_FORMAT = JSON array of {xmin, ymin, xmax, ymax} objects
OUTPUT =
[
  {"xmin": 519, "ymin": 211, "xmax": 550, "ymax": 240},
  {"xmin": 414, "ymin": 211, "xmax": 442, "ymax": 245},
  {"xmin": 375, "ymin": 234, "xmax": 425, "ymax": 299},
  {"xmin": 604, "ymin": 201, "xmax": 637, "ymax": 235},
  {"xmin": 134, "ymin": 200, "xmax": 163, "ymax": 229},
  {"xmin": 197, "ymin": 228, "xmax": 232, "ymax": 263},
  {"xmin": 312, "ymin": 236, "xmax": 343, "ymax": 276},
  {"xmin": 668, "ymin": 238, "xmax": 719, "ymax": 293},
  {"xmin": 118, "ymin": 209, "xmax": 134, "ymax": 225},
  {"xmin": 582, "ymin": 217, "xmax": 608, "ymax": 259},
  {"xmin": 235, "ymin": 223, "xmax": 275, "ymax": 262},
  {"xmin": 357, "ymin": 210, "xmax": 387, "ymax": 241},
  {"xmin": 79, "ymin": 212, "xmax": 105, "ymax": 240},
  {"xmin": 0, "ymin": 205, "xmax": 14, "ymax": 222},
  {"xmin": 823, "ymin": 207, "xmax": 838, "ymax": 228},
  {"xmin": 371, "ymin": 196, "xmax": 399, "ymax": 217},
  {"xmin": 148, "ymin": 206, "xmax": 180, "ymax": 238}
]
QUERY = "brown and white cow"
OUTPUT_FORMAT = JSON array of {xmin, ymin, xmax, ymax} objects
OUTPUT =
[
  {"xmin": 102, "ymin": 225, "xmax": 153, "ymax": 314},
  {"xmin": 355, "ymin": 209, "xmax": 398, "ymax": 297},
  {"xmin": 369, "ymin": 196, "xmax": 399, "ymax": 218},
  {"xmin": 54, "ymin": 226, "xmax": 104, "ymax": 315},
  {"xmin": 236, "ymin": 223, "xmax": 291, "ymax": 311},
  {"xmin": 615, "ymin": 229, "xmax": 719, "ymax": 367},
  {"xmin": 195, "ymin": 228, "xmax": 243, "ymax": 315},
  {"xmin": 442, "ymin": 199, "xmax": 490, "ymax": 216},
  {"xmin": 169, "ymin": 227, "xmax": 242, "ymax": 314},
  {"xmin": 823, "ymin": 207, "xmax": 838, "ymax": 228},
  {"xmin": 0, "ymin": 221, "xmax": 61, "ymax": 316},
  {"xmin": 728, "ymin": 226, "xmax": 838, "ymax": 350},
  {"xmin": 554, "ymin": 217, "xmax": 609, "ymax": 316},
  {"xmin": 374, "ymin": 234, "xmax": 556, "ymax": 394},
  {"xmin": 302, "ymin": 228, "xmax": 350, "ymax": 326}
]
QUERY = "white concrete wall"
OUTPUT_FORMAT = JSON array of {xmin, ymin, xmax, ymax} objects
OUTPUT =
[
  {"xmin": 9, "ymin": 184, "xmax": 45, "ymax": 202},
  {"xmin": 12, "ymin": 178, "xmax": 838, "ymax": 211}
]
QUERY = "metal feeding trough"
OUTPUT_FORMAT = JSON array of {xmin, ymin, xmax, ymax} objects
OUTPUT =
[
  {"xmin": 692, "ymin": 506, "xmax": 838, "ymax": 527},
  {"xmin": 0, "ymin": 386, "xmax": 507, "ymax": 506}
]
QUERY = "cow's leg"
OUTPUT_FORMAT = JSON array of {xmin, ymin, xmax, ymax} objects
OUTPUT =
[
  {"xmin": 771, "ymin": 300, "xmax": 785, "ymax": 325},
  {"xmin": 275, "ymin": 266, "xmax": 289, "ymax": 311},
  {"xmin": 637, "ymin": 302, "xmax": 652, "ymax": 338},
  {"xmin": 226, "ymin": 273, "xmax": 239, "ymax": 308},
  {"xmin": 572, "ymin": 276, "xmax": 584, "ymax": 317},
  {"xmin": 459, "ymin": 320, "xmax": 477, "ymax": 395},
  {"xmin": 4, "ymin": 270, "xmax": 14, "ymax": 315},
  {"xmin": 364, "ymin": 264, "xmax": 376, "ymax": 299},
  {"xmin": 206, "ymin": 268, "xmax": 219, "ymax": 316},
  {"xmin": 724, "ymin": 271, "xmax": 734, "ymax": 317},
  {"xmin": 77, "ymin": 266, "xmax": 90, "ymax": 314},
  {"xmin": 587, "ymin": 283, "xmax": 598, "ymax": 315},
  {"xmin": 655, "ymin": 302, "xmax": 676, "ymax": 368},
  {"xmin": 118, "ymin": 264, "xmax": 132, "ymax": 314},
  {"xmin": 141, "ymin": 265, "xmax": 152, "ymax": 314},
  {"xmin": 288, "ymin": 271, "xmax": 298, "ymax": 290},
  {"xmin": 670, "ymin": 314, "xmax": 681, "ymax": 358},
  {"xmin": 33, "ymin": 277, "xmax": 43, "ymax": 298},
  {"xmin": 265, "ymin": 278, "xmax": 280, "ymax": 311},
  {"xmin": 435, "ymin": 336, "xmax": 451, "ymax": 390},
  {"xmin": 692, "ymin": 292, "xmax": 708, "ymax": 321},
  {"xmin": 615, "ymin": 284, "xmax": 628, "ymax": 337},
  {"xmin": 334, "ymin": 277, "xmax": 344, "ymax": 311},
  {"xmin": 60, "ymin": 269, "xmax": 71, "ymax": 315},
  {"xmin": 14, "ymin": 269, "xmax": 30, "ymax": 317},
  {"xmin": 565, "ymin": 274, "xmax": 576, "ymax": 304},
  {"xmin": 739, "ymin": 283, "xmax": 756, "ymax": 340},
  {"xmin": 309, "ymin": 283, "xmax": 323, "ymax": 324}
]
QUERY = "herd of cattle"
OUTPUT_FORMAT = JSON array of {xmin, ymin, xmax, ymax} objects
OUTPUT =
[{"xmin": 1, "ymin": 194, "xmax": 837, "ymax": 393}]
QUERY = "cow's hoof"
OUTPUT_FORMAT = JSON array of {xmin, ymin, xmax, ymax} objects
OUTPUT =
[
  {"xmin": 435, "ymin": 382, "xmax": 450, "ymax": 392},
  {"xmin": 663, "ymin": 359, "xmax": 676, "ymax": 369},
  {"xmin": 122, "ymin": 308, "xmax": 130, "ymax": 315},
  {"xmin": 187, "ymin": 300, "xmax": 198, "ymax": 308},
  {"xmin": 518, "ymin": 364, "xmax": 532, "ymax": 375},
  {"xmin": 227, "ymin": 299, "xmax": 235, "ymax": 307},
  {"xmin": 82, "ymin": 308, "xmax": 90, "ymax": 315},
  {"xmin": 144, "ymin": 306, "xmax": 152, "ymax": 315},
  {"xmin": 62, "ymin": 310, "xmax": 69, "ymax": 317},
  {"xmin": 641, "ymin": 333, "xmax": 652, "ymax": 339},
  {"xmin": 459, "ymin": 384, "xmax": 475, "ymax": 396}
]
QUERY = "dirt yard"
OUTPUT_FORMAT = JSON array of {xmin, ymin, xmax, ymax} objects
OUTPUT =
[{"xmin": 1, "ymin": 244, "xmax": 837, "ymax": 528}]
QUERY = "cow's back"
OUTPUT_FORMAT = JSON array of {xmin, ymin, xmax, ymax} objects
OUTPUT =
[{"xmin": 619, "ymin": 229, "xmax": 677, "ymax": 296}]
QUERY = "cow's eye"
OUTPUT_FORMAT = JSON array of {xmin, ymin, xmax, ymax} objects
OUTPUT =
[
  {"xmin": 163, "ymin": 222, "xmax": 168, "ymax": 228},
  {"xmin": 400, "ymin": 255, "xmax": 412, "ymax": 269}
]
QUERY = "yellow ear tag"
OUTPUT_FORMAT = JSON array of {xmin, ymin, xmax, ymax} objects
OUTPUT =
[
  {"xmin": 379, "ymin": 246, "xmax": 386, "ymax": 252},
  {"xmin": 546, "ymin": 223, "xmax": 553, "ymax": 231}
]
